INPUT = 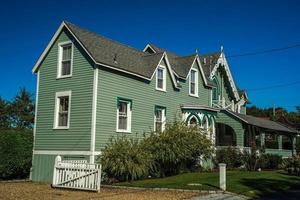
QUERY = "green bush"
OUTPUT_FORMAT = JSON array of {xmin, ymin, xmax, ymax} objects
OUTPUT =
[
  {"xmin": 258, "ymin": 154, "xmax": 283, "ymax": 169},
  {"xmin": 143, "ymin": 121, "xmax": 213, "ymax": 177},
  {"xmin": 100, "ymin": 121, "xmax": 214, "ymax": 181},
  {"xmin": 0, "ymin": 129, "xmax": 33, "ymax": 180},
  {"xmin": 100, "ymin": 137, "xmax": 154, "ymax": 182},
  {"xmin": 215, "ymin": 146, "xmax": 243, "ymax": 169}
]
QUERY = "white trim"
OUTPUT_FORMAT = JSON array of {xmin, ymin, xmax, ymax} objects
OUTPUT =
[
  {"xmin": 53, "ymin": 90, "xmax": 72, "ymax": 129},
  {"xmin": 90, "ymin": 68, "xmax": 99, "ymax": 163},
  {"xmin": 33, "ymin": 150, "xmax": 101, "ymax": 156},
  {"xmin": 155, "ymin": 65, "xmax": 167, "ymax": 92},
  {"xmin": 116, "ymin": 100, "xmax": 132, "ymax": 133},
  {"xmin": 33, "ymin": 71, "xmax": 39, "ymax": 150},
  {"xmin": 187, "ymin": 115, "xmax": 199, "ymax": 126},
  {"xmin": 188, "ymin": 68, "xmax": 199, "ymax": 97},
  {"xmin": 210, "ymin": 53, "xmax": 240, "ymax": 100},
  {"xmin": 57, "ymin": 41, "xmax": 73, "ymax": 79},
  {"xmin": 143, "ymin": 44, "xmax": 157, "ymax": 53}
]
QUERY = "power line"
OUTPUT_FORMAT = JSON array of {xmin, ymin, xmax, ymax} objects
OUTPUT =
[
  {"xmin": 227, "ymin": 44, "xmax": 300, "ymax": 58},
  {"xmin": 244, "ymin": 80, "xmax": 300, "ymax": 92}
]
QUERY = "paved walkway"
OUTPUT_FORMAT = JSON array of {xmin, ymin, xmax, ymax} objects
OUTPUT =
[{"xmin": 192, "ymin": 192, "xmax": 249, "ymax": 200}]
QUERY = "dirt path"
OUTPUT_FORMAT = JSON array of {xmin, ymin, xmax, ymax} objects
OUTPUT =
[{"xmin": 0, "ymin": 182, "xmax": 201, "ymax": 200}]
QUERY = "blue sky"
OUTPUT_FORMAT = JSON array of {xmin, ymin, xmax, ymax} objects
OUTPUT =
[{"xmin": 0, "ymin": 0, "xmax": 299, "ymax": 110}]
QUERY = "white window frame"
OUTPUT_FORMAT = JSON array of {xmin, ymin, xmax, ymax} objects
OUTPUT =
[
  {"xmin": 189, "ymin": 68, "xmax": 198, "ymax": 97},
  {"xmin": 53, "ymin": 91, "xmax": 71, "ymax": 129},
  {"xmin": 57, "ymin": 41, "xmax": 73, "ymax": 79},
  {"xmin": 156, "ymin": 65, "xmax": 166, "ymax": 92},
  {"xmin": 116, "ymin": 100, "xmax": 132, "ymax": 133},
  {"xmin": 154, "ymin": 107, "xmax": 166, "ymax": 132}
]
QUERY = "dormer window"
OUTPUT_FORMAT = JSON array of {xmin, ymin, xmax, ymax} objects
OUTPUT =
[
  {"xmin": 156, "ymin": 66, "xmax": 166, "ymax": 91},
  {"xmin": 57, "ymin": 41, "xmax": 73, "ymax": 78},
  {"xmin": 189, "ymin": 69, "xmax": 198, "ymax": 97}
]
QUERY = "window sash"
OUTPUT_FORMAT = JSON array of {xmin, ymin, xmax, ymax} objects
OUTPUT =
[
  {"xmin": 59, "ymin": 43, "xmax": 72, "ymax": 77},
  {"xmin": 57, "ymin": 96, "xmax": 69, "ymax": 127},
  {"xmin": 155, "ymin": 108, "xmax": 164, "ymax": 132},
  {"xmin": 190, "ymin": 70, "xmax": 197, "ymax": 95},
  {"xmin": 157, "ymin": 68, "xmax": 164, "ymax": 89},
  {"xmin": 118, "ymin": 101, "xmax": 129, "ymax": 131}
]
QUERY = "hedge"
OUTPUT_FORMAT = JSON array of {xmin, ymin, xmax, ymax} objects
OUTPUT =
[{"xmin": 0, "ymin": 129, "xmax": 33, "ymax": 180}]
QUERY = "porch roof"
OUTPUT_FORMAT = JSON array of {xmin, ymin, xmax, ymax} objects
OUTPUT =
[
  {"xmin": 181, "ymin": 104, "xmax": 219, "ymax": 112},
  {"xmin": 225, "ymin": 110, "xmax": 299, "ymax": 134}
]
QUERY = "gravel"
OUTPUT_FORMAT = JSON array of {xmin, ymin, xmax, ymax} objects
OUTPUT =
[{"xmin": 0, "ymin": 182, "xmax": 202, "ymax": 200}]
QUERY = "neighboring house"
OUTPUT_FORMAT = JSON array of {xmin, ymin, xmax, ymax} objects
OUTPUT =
[{"xmin": 31, "ymin": 21, "xmax": 299, "ymax": 182}]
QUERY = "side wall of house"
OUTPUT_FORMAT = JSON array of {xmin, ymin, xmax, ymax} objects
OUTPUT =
[
  {"xmin": 215, "ymin": 111, "xmax": 245, "ymax": 146},
  {"xmin": 95, "ymin": 59, "xmax": 211, "ymax": 150},
  {"xmin": 32, "ymin": 28, "xmax": 94, "ymax": 182}
]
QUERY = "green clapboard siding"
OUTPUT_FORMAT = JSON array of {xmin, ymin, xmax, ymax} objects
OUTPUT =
[
  {"xmin": 95, "ymin": 58, "xmax": 211, "ymax": 150},
  {"xmin": 35, "ymin": 29, "xmax": 94, "ymax": 151},
  {"xmin": 31, "ymin": 154, "xmax": 89, "ymax": 183},
  {"xmin": 216, "ymin": 111, "xmax": 245, "ymax": 146}
]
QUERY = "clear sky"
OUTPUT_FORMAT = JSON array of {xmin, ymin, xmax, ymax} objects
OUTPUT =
[{"xmin": 0, "ymin": 0, "xmax": 299, "ymax": 110}]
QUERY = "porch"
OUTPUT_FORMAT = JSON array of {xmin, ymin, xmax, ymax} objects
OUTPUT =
[{"xmin": 181, "ymin": 105, "xmax": 299, "ymax": 157}]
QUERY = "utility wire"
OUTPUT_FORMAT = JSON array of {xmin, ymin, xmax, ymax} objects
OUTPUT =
[
  {"xmin": 245, "ymin": 80, "xmax": 300, "ymax": 92},
  {"xmin": 227, "ymin": 44, "xmax": 300, "ymax": 58}
]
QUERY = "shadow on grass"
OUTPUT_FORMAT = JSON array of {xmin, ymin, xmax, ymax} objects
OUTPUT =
[{"xmin": 238, "ymin": 177, "xmax": 300, "ymax": 199}]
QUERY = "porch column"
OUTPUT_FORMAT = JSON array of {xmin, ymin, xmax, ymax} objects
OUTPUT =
[
  {"xmin": 260, "ymin": 132, "xmax": 265, "ymax": 147},
  {"xmin": 278, "ymin": 135, "xmax": 282, "ymax": 150},
  {"xmin": 293, "ymin": 137, "xmax": 297, "ymax": 156}
]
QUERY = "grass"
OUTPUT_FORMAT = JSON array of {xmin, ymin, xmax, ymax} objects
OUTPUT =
[{"xmin": 115, "ymin": 170, "xmax": 300, "ymax": 198}]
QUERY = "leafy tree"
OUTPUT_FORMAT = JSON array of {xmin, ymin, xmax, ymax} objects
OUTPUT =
[
  {"xmin": 9, "ymin": 88, "xmax": 35, "ymax": 130},
  {"xmin": 0, "ymin": 97, "xmax": 10, "ymax": 129}
]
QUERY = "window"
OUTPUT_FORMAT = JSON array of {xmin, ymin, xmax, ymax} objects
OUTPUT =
[
  {"xmin": 116, "ymin": 98, "xmax": 132, "ymax": 132},
  {"xmin": 156, "ymin": 66, "xmax": 166, "ymax": 91},
  {"xmin": 265, "ymin": 133, "xmax": 278, "ymax": 149},
  {"xmin": 189, "ymin": 69, "xmax": 198, "ymax": 96},
  {"xmin": 58, "ymin": 41, "xmax": 73, "ymax": 78},
  {"xmin": 54, "ymin": 91, "xmax": 71, "ymax": 129},
  {"xmin": 154, "ymin": 106, "xmax": 166, "ymax": 132}
]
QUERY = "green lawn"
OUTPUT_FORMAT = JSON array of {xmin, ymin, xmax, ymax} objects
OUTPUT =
[{"xmin": 115, "ymin": 171, "xmax": 300, "ymax": 198}]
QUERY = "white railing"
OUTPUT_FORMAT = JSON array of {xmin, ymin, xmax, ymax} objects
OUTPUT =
[
  {"xmin": 212, "ymin": 98, "xmax": 234, "ymax": 111},
  {"xmin": 52, "ymin": 156, "xmax": 101, "ymax": 192}
]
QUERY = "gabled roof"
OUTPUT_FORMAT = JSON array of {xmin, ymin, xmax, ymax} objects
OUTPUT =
[
  {"xmin": 143, "ymin": 44, "xmax": 212, "ymax": 87},
  {"xmin": 225, "ymin": 110, "xmax": 299, "ymax": 134},
  {"xmin": 32, "ymin": 21, "xmax": 179, "ymax": 88}
]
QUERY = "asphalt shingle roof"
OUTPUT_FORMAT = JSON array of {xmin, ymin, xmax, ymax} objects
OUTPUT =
[
  {"xmin": 199, "ymin": 52, "xmax": 221, "ymax": 80},
  {"xmin": 65, "ymin": 22, "xmax": 163, "ymax": 79},
  {"xmin": 146, "ymin": 44, "xmax": 197, "ymax": 79},
  {"xmin": 226, "ymin": 110, "xmax": 299, "ymax": 134}
]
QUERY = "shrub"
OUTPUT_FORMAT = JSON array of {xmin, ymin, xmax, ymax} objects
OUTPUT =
[
  {"xmin": 0, "ymin": 129, "xmax": 33, "ymax": 180},
  {"xmin": 215, "ymin": 146, "xmax": 243, "ymax": 169},
  {"xmin": 100, "ymin": 137, "xmax": 154, "ymax": 182},
  {"xmin": 281, "ymin": 155, "xmax": 300, "ymax": 175},
  {"xmin": 258, "ymin": 154, "xmax": 282, "ymax": 170},
  {"xmin": 143, "ymin": 121, "xmax": 213, "ymax": 177}
]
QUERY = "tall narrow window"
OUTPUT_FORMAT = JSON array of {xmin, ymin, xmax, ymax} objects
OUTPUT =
[
  {"xmin": 58, "ymin": 41, "xmax": 73, "ymax": 78},
  {"xmin": 116, "ymin": 98, "xmax": 132, "ymax": 132},
  {"xmin": 156, "ymin": 66, "xmax": 166, "ymax": 91},
  {"xmin": 154, "ymin": 106, "xmax": 166, "ymax": 132},
  {"xmin": 54, "ymin": 91, "xmax": 71, "ymax": 129},
  {"xmin": 189, "ymin": 69, "xmax": 198, "ymax": 96}
]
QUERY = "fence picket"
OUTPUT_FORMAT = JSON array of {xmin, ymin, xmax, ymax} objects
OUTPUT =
[{"xmin": 52, "ymin": 158, "xmax": 101, "ymax": 192}]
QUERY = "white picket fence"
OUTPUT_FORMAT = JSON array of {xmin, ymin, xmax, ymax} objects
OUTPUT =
[{"xmin": 52, "ymin": 156, "xmax": 101, "ymax": 192}]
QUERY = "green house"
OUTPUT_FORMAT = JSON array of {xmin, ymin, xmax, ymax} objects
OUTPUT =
[{"xmin": 31, "ymin": 21, "xmax": 299, "ymax": 182}]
